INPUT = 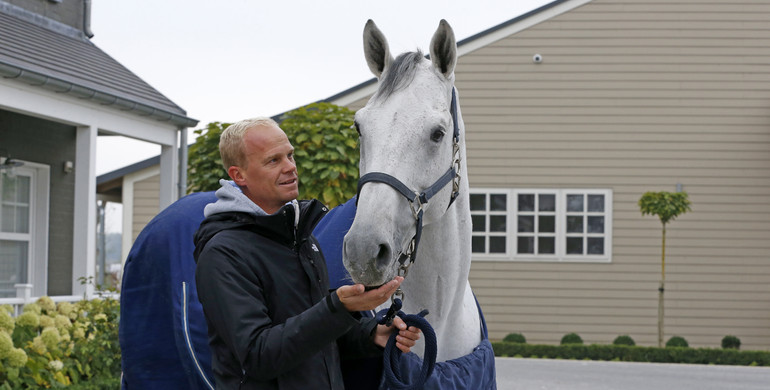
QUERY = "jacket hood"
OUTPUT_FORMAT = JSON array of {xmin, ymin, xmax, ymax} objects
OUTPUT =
[{"xmin": 193, "ymin": 181, "xmax": 327, "ymax": 263}]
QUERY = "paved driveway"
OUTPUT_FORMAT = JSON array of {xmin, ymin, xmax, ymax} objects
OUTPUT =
[{"xmin": 495, "ymin": 357, "xmax": 770, "ymax": 390}]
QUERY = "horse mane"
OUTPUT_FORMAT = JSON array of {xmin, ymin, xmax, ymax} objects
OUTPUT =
[{"xmin": 373, "ymin": 50, "xmax": 425, "ymax": 101}]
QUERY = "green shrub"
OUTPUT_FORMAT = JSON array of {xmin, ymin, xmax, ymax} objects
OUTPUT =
[
  {"xmin": 722, "ymin": 335, "xmax": 741, "ymax": 350},
  {"xmin": 560, "ymin": 332, "xmax": 583, "ymax": 345},
  {"xmin": 613, "ymin": 335, "xmax": 636, "ymax": 346},
  {"xmin": 666, "ymin": 336, "xmax": 689, "ymax": 348},
  {"xmin": 503, "ymin": 333, "xmax": 526, "ymax": 344},
  {"xmin": 0, "ymin": 294, "xmax": 120, "ymax": 389},
  {"xmin": 491, "ymin": 342, "xmax": 770, "ymax": 366}
]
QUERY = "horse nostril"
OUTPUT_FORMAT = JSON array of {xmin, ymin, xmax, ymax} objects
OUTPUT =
[{"xmin": 376, "ymin": 244, "xmax": 391, "ymax": 267}]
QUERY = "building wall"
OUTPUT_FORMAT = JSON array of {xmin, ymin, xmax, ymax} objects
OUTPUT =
[
  {"xmin": 3, "ymin": 0, "xmax": 84, "ymax": 31},
  {"xmin": 341, "ymin": 0, "xmax": 770, "ymax": 349},
  {"xmin": 131, "ymin": 174, "xmax": 160, "ymax": 243},
  {"xmin": 0, "ymin": 109, "xmax": 76, "ymax": 295}
]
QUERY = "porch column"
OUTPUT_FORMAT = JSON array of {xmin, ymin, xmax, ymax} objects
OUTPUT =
[
  {"xmin": 72, "ymin": 125, "xmax": 97, "ymax": 297},
  {"xmin": 159, "ymin": 142, "xmax": 179, "ymax": 210}
]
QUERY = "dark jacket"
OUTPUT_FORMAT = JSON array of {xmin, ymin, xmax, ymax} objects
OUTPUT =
[{"xmin": 194, "ymin": 191, "xmax": 380, "ymax": 389}]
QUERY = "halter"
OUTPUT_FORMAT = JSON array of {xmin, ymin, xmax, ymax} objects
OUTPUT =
[{"xmin": 356, "ymin": 87, "xmax": 462, "ymax": 297}]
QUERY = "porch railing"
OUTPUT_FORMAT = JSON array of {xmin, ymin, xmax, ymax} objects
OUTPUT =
[{"xmin": 0, "ymin": 283, "xmax": 119, "ymax": 316}]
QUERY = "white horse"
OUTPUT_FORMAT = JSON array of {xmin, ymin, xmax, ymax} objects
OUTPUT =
[{"xmin": 343, "ymin": 19, "xmax": 481, "ymax": 362}]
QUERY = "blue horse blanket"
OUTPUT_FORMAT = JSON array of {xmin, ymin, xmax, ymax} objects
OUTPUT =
[{"xmin": 120, "ymin": 194, "xmax": 496, "ymax": 389}]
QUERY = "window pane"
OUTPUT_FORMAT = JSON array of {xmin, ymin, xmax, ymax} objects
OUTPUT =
[
  {"xmin": 471, "ymin": 236, "xmax": 485, "ymax": 253},
  {"xmin": 539, "ymin": 194, "xmax": 555, "ymax": 212},
  {"xmin": 1, "ymin": 206, "xmax": 15, "ymax": 232},
  {"xmin": 16, "ymin": 176, "xmax": 30, "ymax": 202},
  {"xmin": 567, "ymin": 216, "xmax": 583, "ymax": 233},
  {"xmin": 517, "ymin": 237, "xmax": 534, "ymax": 254},
  {"xmin": 489, "ymin": 237, "xmax": 506, "ymax": 253},
  {"xmin": 518, "ymin": 194, "xmax": 535, "ymax": 212},
  {"xmin": 567, "ymin": 194, "xmax": 584, "ymax": 212},
  {"xmin": 490, "ymin": 216, "xmax": 506, "ymax": 232},
  {"xmin": 1, "ymin": 175, "xmax": 13, "ymax": 200},
  {"xmin": 539, "ymin": 215, "xmax": 555, "ymax": 233},
  {"xmin": 518, "ymin": 215, "xmax": 534, "ymax": 233},
  {"xmin": 538, "ymin": 237, "xmax": 555, "ymax": 254},
  {"xmin": 0, "ymin": 240, "xmax": 28, "ymax": 298},
  {"xmin": 490, "ymin": 194, "xmax": 507, "ymax": 211},
  {"xmin": 471, "ymin": 215, "xmax": 486, "ymax": 232},
  {"xmin": 16, "ymin": 206, "xmax": 29, "ymax": 233},
  {"xmin": 470, "ymin": 194, "xmax": 486, "ymax": 211},
  {"xmin": 588, "ymin": 216, "xmax": 604, "ymax": 233},
  {"xmin": 587, "ymin": 194, "xmax": 605, "ymax": 212},
  {"xmin": 588, "ymin": 237, "xmax": 604, "ymax": 255},
  {"xmin": 567, "ymin": 237, "xmax": 583, "ymax": 254}
]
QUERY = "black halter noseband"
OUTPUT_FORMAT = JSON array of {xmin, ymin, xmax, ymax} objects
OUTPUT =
[{"xmin": 355, "ymin": 88, "xmax": 461, "ymax": 272}]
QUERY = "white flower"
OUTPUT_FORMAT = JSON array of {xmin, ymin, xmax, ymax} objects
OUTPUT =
[{"xmin": 48, "ymin": 359, "xmax": 64, "ymax": 371}]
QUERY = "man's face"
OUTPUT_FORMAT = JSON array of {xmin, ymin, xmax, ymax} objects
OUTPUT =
[{"xmin": 229, "ymin": 124, "xmax": 299, "ymax": 214}]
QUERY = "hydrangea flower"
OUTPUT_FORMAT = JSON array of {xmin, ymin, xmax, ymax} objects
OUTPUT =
[
  {"xmin": 54, "ymin": 314, "xmax": 72, "ymax": 329},
  {"xmin": 15, "ymin": 311, "xmax": 40, "ymax": 328},
  {"xmin": 7, "ymin": 348, "xmax": 27, "ymax": 368},
  {"xmin": 36, "ymin": 296, "xmax": 56, "ymax": 314},
  {"xmin": 0, "ymin": 310, "xmax": 13, "ymax": 333},
  {"xmin": 0, "ymin": 331, "xmax": 13, "ymax": 359},
  {"xmin": 0, "ymin": 304, "xmax": 13, "ymax": 314},
  {"xmin": 48, "ymin": 359, "xmax": 64, "ymax": 371},
  {"xmin": 41, "ymin": 327, "xmax": 61, "ymax": 350},
  {"xmin": 40, "ymin": 314, "xmax": 55, "ymax": 328},
  {"xmin": 72, "ymin": 327, "xmax": 86, "ymax": 340},
  {"xmin": 57, "ymin": 301, "xmax": 74, "ymax": 317},
  {"xmin": 94, "ymin": 313, "xmax": 108, "ymax": 322},
  {"xmin": 22, "ymin": 302, "xmax": 41, "ymax": 315},
  {"xmin": 31, "ymin": 336, "xmax": 47, "ymax": 355}
]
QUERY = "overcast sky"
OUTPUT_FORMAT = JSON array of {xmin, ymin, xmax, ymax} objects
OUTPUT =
[{"xmin": 91, "ymin": 0, "xmax": 552, "ymax": 174}]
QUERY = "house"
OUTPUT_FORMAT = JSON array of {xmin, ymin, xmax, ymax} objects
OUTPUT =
[
  {"xmin": 0, "ymin": 0, "xmax": 196, "ymax": 301},
  {"xmin": 103, "ymin": 0, "xmax": 770, "ymax": 349}
]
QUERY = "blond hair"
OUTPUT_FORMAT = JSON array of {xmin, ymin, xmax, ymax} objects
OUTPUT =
[{"xmin": 219, "ymin": 117, "xmax": 279, "ymax": 169}]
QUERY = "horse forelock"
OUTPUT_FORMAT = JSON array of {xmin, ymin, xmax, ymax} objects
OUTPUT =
[{"xmin": 373, "ymin": 50, "xmax": 425, "ymax": 102}]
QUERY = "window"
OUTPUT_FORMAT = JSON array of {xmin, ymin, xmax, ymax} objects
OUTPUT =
[
  {"xmin": 470, "ymin": 189, "xmax": 612, "ymax": 262},
  {"xmin": 0, "ymin": 163, "xmax": 49, "ymax": 297}
]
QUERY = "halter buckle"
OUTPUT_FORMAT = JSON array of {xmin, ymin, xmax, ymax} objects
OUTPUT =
[
  {"xmin": 409, "ymin": 192, "xmax": 424, "ymax": 219},
  {"xmin": 392, "ymin": 287, "xmax": 405, "ymax": 304}
]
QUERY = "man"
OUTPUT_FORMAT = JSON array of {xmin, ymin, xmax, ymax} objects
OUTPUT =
[{"xmin": 194, "ymin": 117, "xmax": 420, "ymax": 389}]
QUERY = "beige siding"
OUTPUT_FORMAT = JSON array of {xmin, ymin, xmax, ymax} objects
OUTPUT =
[
  {"xmin": 131, "ymin": 174, "xmax": 160, "ymax": 242},
  {"xmin": 343, "ymin": 0, "xmax": 770, "ymax": 350},
  {"xmin": 456, "ymin": 0, "xmax": 770, "ymax": 350}
]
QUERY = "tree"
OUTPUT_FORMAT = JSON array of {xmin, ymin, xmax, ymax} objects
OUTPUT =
[
  {"xmin": 279, "ymin": 102, "xmax": 358, "ymax": 207},
  {"xmin": 187, "ymin": 121, "xmax": 231, "ymax": 193},
  {"xmin": 186, "ymin": 102, "xmax": 359, "ymax": 207},
  {"xmin": 639, "ymin": 191, "xmax": 692, "ymax": 347}
]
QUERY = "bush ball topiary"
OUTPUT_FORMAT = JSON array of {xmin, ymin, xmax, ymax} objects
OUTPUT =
[
  {"xmin": 503, "ymin": 333, "xmax": 527, "ymax": 344},
  {"xmin": 666, "ymin": 336, "xmax": 689, "ymax": 348},
  {"xmin": 721, "ymin": 335, "xmax": 741, "ymax": 350},
  {"xmin": 560, "ymin": 332, "xmax": 584, "ymax": 345},
  {"xmin": 612, "ymin": 335, "xmax": 636, "ymax": 346}
]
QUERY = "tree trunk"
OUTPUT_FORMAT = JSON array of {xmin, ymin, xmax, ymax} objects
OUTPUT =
[{"xmin": 658, "ymin": 224, "xmax": 666, "ymax": 347}]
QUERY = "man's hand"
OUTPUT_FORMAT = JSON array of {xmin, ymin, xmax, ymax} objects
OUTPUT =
[
  {"xmin": 336, "ymin": 276, "xmax": 403, "ymax": 312},
  {"xmin": 373, "ymin": 316, "xmax": 421, "ymax": 353}
]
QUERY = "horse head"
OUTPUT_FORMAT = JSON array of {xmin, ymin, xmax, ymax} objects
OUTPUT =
[{"xmin": 343, "ymin": 20, "xmax": 463, "ymax": 288}]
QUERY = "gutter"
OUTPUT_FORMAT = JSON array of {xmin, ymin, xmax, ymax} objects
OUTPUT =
[{"xmin": 0, "ymin": 61, "xmax": 199, "ymax": 128}]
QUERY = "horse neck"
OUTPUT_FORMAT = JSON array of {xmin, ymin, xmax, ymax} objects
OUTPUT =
[{"xmin": 400, "ymin": 190, "xmax": 472, "ymax": 319}]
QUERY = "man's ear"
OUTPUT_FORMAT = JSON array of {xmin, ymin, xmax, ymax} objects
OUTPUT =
[{"xmin": 228, "ymin": 166, "xmax": 247, "ymax": 186}]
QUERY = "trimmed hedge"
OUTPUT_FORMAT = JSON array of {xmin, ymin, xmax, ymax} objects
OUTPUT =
[{"xmin": 492, "ymin": 342, "xmax": 770, "ymax": 367}]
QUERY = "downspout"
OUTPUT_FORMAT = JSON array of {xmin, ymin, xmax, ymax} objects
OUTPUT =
[
  {"xmin": 178, "ymin": 127, "xmax": 188, "ymax": 199},
  {"xmin": 83, "ymin": 0, "xmax": 94, "ymax": 38}
]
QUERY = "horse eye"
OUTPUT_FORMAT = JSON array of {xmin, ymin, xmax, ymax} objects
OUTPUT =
[
  {"xmin": 354, "ymin": 121, "xmax": 361, "ymax": 135},
  {"xmin": 430, "ymin": 127, "xmax": 445, "ymax": 143}
]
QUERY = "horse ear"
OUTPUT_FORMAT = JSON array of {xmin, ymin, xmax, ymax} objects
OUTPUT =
[
  {"xmin": 430, "ymin": 19, "xmax": 457, "ymax": 78},
  {"xmin": 363, "ymin": 19, "xmax": 393, "ymax": 78}
]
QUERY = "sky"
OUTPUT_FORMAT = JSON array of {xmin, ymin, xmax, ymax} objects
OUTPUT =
[{"xmin": 91, "ymin": 0, "xmax": 552, "ymax": 174}]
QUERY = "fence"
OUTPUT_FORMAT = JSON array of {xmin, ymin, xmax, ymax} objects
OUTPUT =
[{"xmin": 0, "ymin": 283, "xmax": 118, "ymax": 315}]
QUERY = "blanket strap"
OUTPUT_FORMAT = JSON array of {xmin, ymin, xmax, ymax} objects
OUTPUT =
[{"xmin": 376, "ymin": 299, "xmax": 437, "ymax": 390}]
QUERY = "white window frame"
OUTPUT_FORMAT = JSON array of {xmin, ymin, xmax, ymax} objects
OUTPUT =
[
  {"xmin": 470, "ymin": 188, "xmax": 612, "ymax": 263},
  {"xmin": 0, "ymin": 161, "xmax": 50, "ymax": 296}
]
